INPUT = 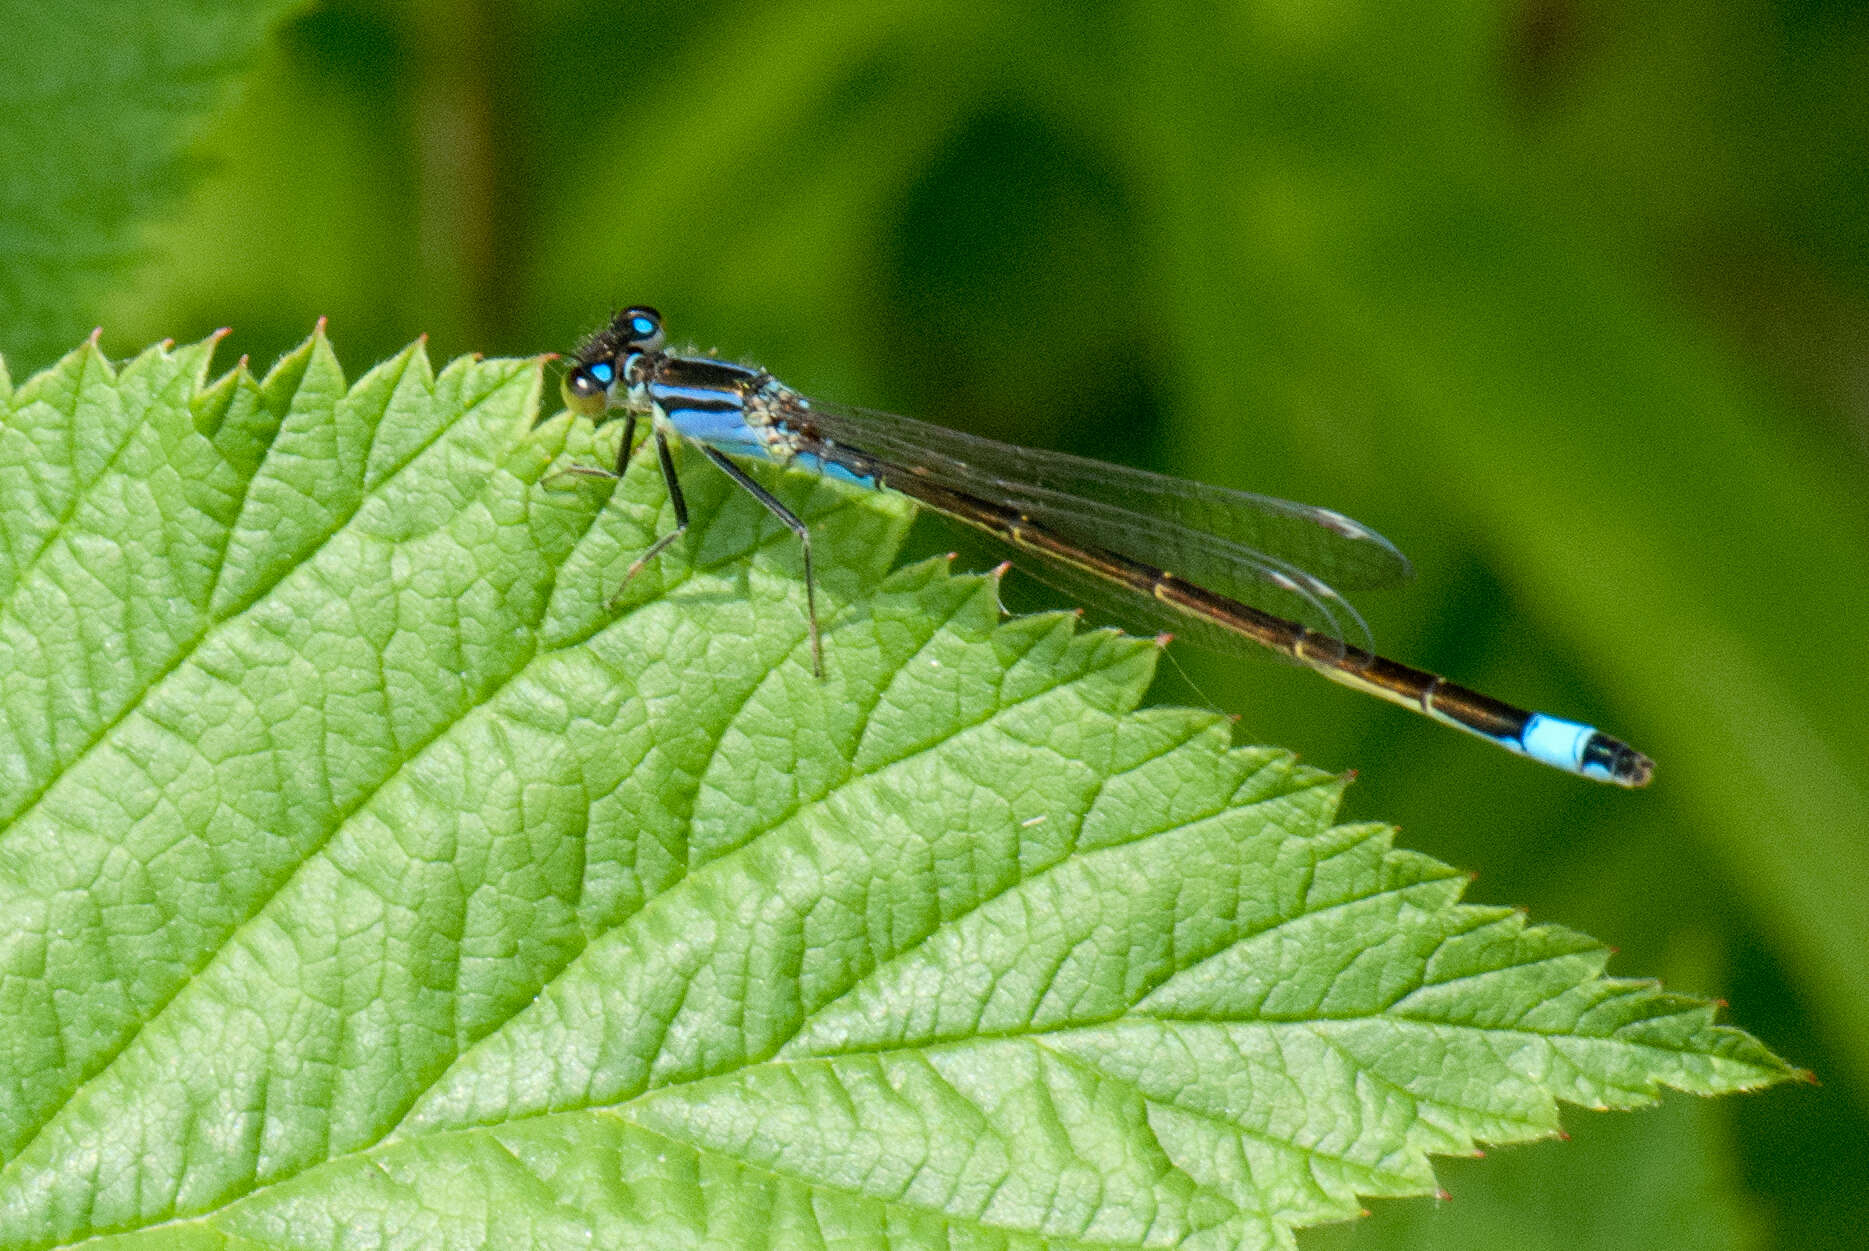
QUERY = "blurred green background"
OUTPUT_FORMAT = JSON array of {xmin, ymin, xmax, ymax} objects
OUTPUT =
[{"xmin": 5, "ymin": 1, "xmax": 1866, "ymax": 1247}]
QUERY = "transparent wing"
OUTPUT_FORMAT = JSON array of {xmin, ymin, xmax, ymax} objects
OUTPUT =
[
  {"xmin": 792, "ymin": 398, "xmax": 1411, "ymax": 590},
  {"xmin": 983, "ymin": 532, "xmax": 1353, "ymax": 664},
  {"xmin": 786, "ymin": 395, "xmax": 1410, "ymax": 649}
]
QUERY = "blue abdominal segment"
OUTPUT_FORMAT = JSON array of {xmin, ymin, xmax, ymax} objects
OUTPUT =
[
  {"xmin": 793, "ymin": 452, "xmax": 877, "ymax": 489},
  {"xmin": 1518, "ymin": 713, "xmax": 1602, "ymax": 777}
]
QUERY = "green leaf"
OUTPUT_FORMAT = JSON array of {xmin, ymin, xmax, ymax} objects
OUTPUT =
[{"xmin": 0, "ymin": 333, "xmax": 1799, "ymax": 1250}]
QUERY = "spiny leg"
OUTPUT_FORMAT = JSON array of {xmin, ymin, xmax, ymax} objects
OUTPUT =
[
  {"xmin": 699, "ymin": 445, "xmax": 823, "ymax": 677},
  {"xmin": 614, "ymin": 412, "xmax": 639, "ymax": 477},
  {"xmin": 608, "ymin": 427, "xmax": 690, "ymax": 609},
  {"xmin": 545, "ymin": 412, "xmax": 641, "ymax": 485}
]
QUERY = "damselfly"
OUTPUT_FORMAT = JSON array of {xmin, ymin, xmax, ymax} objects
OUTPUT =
[{"xmin": 558, "ymin": 306, "xmax": 1653, "ymax": 787}]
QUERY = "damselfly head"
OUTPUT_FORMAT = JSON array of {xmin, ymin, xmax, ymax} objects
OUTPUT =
[
  {"xmin": 561, "ymin": 358, "xmax": 615, "ymax": 417},
  {"xmin": 563, "ymin": 306, "xmax": 667, "ymax": 418}
]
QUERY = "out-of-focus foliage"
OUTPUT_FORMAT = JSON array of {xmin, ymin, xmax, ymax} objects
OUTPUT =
[
  {"xmin": 0, "ymin": 0, "xmax": 303, "ymax": 365},
  {"xmin": 5, "ymin": 1, "xmax": 1865, "ymax": 1247}
]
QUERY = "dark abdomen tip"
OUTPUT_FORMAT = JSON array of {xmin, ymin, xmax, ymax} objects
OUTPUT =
[{"xmin": 1587, "ymin": 733, "xmax": 1655, "ymax": 787}]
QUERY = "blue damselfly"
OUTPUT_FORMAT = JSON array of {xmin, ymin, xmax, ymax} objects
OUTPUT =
[{"xmin": 558, "ymin": 306, "xmax": 1652, "ymax": 787}]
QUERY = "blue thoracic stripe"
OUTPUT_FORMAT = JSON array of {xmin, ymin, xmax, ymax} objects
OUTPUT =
[
  {"xmin": 650, "ymin": 380, "xmax": 768, "ymax": 457},
  {"xmin": 648, "ymin": 371, "xmax": 881, "ymax": 489}
]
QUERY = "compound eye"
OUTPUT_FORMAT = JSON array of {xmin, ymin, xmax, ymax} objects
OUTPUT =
[
  {"xmin": 561, "ymin": 360, "xmax": 616, "ymax": 416},
  {"xmin": 621, "ymin": 305, "xmax": 665, "ymax": 351}
]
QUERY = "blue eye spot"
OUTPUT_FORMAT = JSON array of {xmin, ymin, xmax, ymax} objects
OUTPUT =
[
  {"xmin": 631, "ymin": 316, "xmax": 656, "ymax": 338},
  {"xmin": 588, "ymin": 361, "xmax": 615, "ymax": 385}
]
